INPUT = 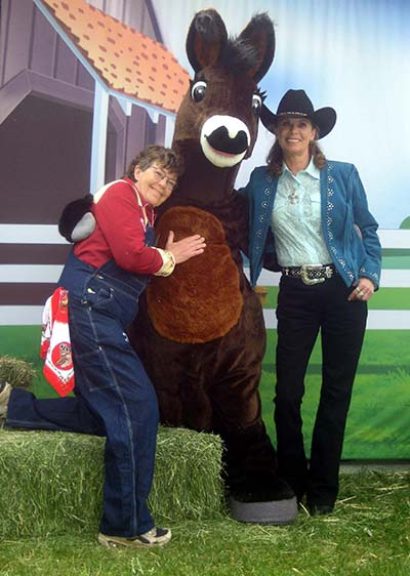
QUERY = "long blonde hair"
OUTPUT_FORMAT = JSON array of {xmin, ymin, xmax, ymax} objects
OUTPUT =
[{"xmin": 266, "ymin": 140, "xmax": 326, "ymax": 176}]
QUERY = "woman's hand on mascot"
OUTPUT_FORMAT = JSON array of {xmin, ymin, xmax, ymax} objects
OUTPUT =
[{"xmin": 166, "ymin": 230, "xmax": 206, "ymax": 264}]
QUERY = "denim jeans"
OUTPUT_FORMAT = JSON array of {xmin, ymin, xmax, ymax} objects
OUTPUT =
[{"xmin": 7, "ymin": 250, "xmax": 159, "ymax": 537}]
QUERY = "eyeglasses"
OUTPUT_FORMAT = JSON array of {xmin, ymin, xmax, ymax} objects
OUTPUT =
[{"xmin": 150, "ymin": 165, "xmax": 177, "ymax": 190}]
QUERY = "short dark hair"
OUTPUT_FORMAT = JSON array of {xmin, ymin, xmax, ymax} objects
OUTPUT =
[{"xmin": 126, "ymin": 145, "xmax": 184, "ymax": 181}]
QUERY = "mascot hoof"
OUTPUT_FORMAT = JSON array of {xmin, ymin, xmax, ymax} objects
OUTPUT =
[{"xmin": 229, "ymin": 495, "xmax": 298, "ymax": 525}]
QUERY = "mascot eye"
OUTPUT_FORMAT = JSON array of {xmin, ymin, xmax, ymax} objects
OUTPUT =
[
  {"xmin": 252, "ymin": 93, "xmax": 263, "ymax": 115},
  {"xmin": 191, "ymin": 80, "xmax": 207, "ymax": 102}
]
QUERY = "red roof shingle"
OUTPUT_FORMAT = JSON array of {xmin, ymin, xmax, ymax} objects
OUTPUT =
[{"xmin": 41, "ymin": 0, "xmax": 189, "ymax": 113}]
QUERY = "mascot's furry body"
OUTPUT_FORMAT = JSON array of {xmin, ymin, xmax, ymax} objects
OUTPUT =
[{"xmin": 131, "ymin": 10, "xmax": 296, "ymax": 522}]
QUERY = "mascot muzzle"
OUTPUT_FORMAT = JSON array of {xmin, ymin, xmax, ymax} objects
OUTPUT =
[{"xmin": 200, "ymin": 115, "xmax": 250, "ymax": 168}]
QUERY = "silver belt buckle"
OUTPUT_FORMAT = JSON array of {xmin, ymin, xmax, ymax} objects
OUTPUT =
[{"xmin": 300, "ymin": 265, "xmax": 325, "ymax": 285}]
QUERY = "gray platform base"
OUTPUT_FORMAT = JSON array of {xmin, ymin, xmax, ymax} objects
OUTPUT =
[{"xmin": 229, "ymin": 495, "xmax": 298, "ymax": 525}]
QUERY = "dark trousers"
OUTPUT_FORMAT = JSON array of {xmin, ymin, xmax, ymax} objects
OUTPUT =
[
  {"xmin": 7, "ymin": 253, "xmax": 159, "ymax": 537},
  {"xmin": 274, "ymin": 273, "xmax": 367, "ymax": 506}
]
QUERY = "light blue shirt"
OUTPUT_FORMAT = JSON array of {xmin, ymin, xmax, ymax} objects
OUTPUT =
[{"xmin": 272, "ymin": 159, "xmax": 332, "ymax": 266}]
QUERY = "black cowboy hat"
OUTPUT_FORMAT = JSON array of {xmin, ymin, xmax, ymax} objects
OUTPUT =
[{"xmin": 260, "ymin": 89, "xmax": 337, "ymax": 139}]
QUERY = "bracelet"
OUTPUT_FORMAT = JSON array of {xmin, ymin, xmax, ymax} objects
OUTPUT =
[{"xmin": 154, "ymin": 248, "xmax": 176, "ymax": 277}]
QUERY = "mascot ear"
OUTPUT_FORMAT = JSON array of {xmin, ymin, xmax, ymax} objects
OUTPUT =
[
  {"xmin": 238, "ymin": 13, "xmax": 275, "ymax": 82},
  {"xmin": 58, "ymin": 194, "xmax": 95, "ymax": 243},
  {"xmin": 186, "ymin": 9, "xmax": 228, "ymax": 72}
]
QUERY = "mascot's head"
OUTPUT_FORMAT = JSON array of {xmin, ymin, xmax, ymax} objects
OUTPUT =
[{"xmin": 173, "ymin": 9, "xmax": 275, "ymax": 169}]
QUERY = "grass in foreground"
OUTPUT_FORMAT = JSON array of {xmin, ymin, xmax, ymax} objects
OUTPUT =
[{"xmin": 0, "ymin": 470, "xmax": 408, "ymax": 576}]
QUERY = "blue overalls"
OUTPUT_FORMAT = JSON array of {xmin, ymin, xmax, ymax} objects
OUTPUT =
[{"xmin": 7, "ymin": 227, "xmax": 159, "ymax": 537}]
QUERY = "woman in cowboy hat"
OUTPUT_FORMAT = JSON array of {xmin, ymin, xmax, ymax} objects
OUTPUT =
[{"xmin": 241, "ymin": 89, "xmax": 381, "ymax": 515}]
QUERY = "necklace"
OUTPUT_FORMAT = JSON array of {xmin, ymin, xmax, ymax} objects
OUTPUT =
[{"xmin": 288, "ymin": 188, "xmax": 299, "ymax": 204}]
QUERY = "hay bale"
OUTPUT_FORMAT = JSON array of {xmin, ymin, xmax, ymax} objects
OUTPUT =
[
  {"xmin": 153, "ymin": 427, "xmax": 224, "ymax": 521},
  {"xmin": 0, "ymin": 427, "xmax": 224, "ymax": 537},
  {"xmin": 0, "ymin": 356, "xmax": 35, "ymax": 389}
]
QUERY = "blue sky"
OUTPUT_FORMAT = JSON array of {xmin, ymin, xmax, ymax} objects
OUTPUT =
[{"xmin": 151, "ymin": 0, "xmax": 410, "ymax": 228}]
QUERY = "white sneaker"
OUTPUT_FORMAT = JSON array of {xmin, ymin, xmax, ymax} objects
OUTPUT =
[
  {"xmin": 98, "ymin": 527, "xmax": 172, "ymax": 548},
  {"xmin": 0, "ymin": 381, "xmax": 12, "ymax": 420}
]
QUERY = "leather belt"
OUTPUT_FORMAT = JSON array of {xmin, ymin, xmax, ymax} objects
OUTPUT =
[{"xmin": 281, "ymin": 264, "xmax": 336, "ymax": 285}]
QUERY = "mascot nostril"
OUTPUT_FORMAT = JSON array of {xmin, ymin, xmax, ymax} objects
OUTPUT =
[
  {"xmin": 206, "ymin": 127, "xmax": 248, "ymax": 154},
  {"xmin": 200, "ymin": 115, "xmax": 250, "ymax": 168}
]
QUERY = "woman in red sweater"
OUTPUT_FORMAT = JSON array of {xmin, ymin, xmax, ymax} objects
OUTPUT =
[{"xmin": 0, "ymin": 145, "xmax": 205, "ymax": 548}]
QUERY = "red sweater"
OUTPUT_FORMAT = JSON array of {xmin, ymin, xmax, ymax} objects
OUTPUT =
[{"xmin": 74, "ymin": 178, "xmax": 163, "ymax": 275}]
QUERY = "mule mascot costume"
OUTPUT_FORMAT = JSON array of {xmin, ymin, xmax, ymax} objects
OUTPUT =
[{"xmin": 60, "ymin": 9, "xmax": 297, "ymax": 524}]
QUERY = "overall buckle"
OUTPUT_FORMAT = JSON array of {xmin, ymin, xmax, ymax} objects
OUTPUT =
[{"xmin": 300, "ymin": 265, "xmax": 326, "ymax": 285}]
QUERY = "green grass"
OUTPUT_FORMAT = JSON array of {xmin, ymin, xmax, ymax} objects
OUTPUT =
[
  {"xmin": 264, "ymin": 327, "xmax": 410, "ymax": 368},
  {"xmin": 0, "ymin": 326, "xmax": 42, "ymax": 364},
  {"xmin": 260, "ymin": 368, "xmax": 410, "ymax": 459},
  {"xmin": 0, "ymin": 471, "xmax": 408, "ymax": 576}
]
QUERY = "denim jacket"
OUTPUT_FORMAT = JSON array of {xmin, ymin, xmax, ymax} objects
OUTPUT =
[{"xmin": 241, "ymin": 160, "xmax": 381, "ymax": 288}]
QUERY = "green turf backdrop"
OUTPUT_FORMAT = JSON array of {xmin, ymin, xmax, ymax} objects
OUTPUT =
[
  {"xmin": 1, "ymin": 253, "xmax": 409, "ymax": 460},
  {"xmin": 1, "ymin": 324, "xmax": 408, "ymax": 460}
]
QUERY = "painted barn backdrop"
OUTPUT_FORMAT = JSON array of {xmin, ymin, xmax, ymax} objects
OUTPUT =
[{"xmin": 0, "ymin": 0, "xmax": 409, "ymax": 461}]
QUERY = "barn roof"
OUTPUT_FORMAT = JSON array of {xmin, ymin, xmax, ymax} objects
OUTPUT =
[{"xmin": 39, "ymin": 0, "xmax": 189, "ymax": 114}]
